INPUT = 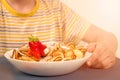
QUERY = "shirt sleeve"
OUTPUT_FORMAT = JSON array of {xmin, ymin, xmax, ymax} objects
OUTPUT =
[{"xmin": 60, "ymin": 1, "xmax": 92, "ymax": 44}]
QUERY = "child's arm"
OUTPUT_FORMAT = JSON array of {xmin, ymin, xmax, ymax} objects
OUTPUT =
[{"xmin": 82, "ymin": 24, "xmax": 118, "ymax": 69}]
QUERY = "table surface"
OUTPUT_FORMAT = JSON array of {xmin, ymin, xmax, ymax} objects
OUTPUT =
[{"xmin": 0, "ymin": 56, "xmax": 120, "ymax": 80}]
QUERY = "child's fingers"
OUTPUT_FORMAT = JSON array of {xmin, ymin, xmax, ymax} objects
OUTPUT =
[
  {"xmin": 87, "ymin": 43, "xmax": 96, "ymax": 52},
  {"xmin": 86, "ymin": 43, "xmax": 103, "ymax": 67}
]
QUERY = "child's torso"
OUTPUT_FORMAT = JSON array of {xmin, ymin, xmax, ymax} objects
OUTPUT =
[{"xmin": 0, "ymin": 0, "xmax": 64, "ymax": 54}]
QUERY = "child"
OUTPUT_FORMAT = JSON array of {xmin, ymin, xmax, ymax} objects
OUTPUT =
[{"xmin": 0, "ymin": 0, "xmax": 118, "ymax": 69}]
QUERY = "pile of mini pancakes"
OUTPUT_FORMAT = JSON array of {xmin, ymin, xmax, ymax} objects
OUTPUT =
[{"xmin": 11, "ymin": 42, "xmax": 87, "ymax": 62}]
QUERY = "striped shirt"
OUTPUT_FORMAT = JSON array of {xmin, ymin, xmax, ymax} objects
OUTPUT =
[{"xmin": 0, "ymin": 0, "xmax": 91, "ymax": 55}]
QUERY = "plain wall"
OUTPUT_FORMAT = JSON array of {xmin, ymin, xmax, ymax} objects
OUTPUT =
[{"xmin": 61, "ymin": 0, "xmax": 120, "ymax": 58}]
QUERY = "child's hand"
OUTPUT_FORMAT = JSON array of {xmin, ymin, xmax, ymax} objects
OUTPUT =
[{"xmin": 86, "ymin": 42, "xmax": 116, "ymax": 69}]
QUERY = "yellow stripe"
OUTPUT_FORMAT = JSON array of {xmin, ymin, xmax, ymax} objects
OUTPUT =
[
  {"xmin": 3, "ymin": 13, "xmax": 60, "ymax": 21},
  {"xmin": 0, "ymin": 48, "xmax": 13, "ymax": 55},
  {"xmin": 0, "ymin": 32, "xmax": 60, "ymax": 38},
  {"xmin": 65, "ymin": 15, "xmax": 79, "ymax": 40},
  {"xmin": 80, "ymin": 23, "xmax": 91, "ymax": 40}
]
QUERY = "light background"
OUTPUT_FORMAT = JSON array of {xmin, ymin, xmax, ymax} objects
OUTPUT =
[{"xmin": 61, "ymin": 0, "xmax": 120, "ymax": 58}]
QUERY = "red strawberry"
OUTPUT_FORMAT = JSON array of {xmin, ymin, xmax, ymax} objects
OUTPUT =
[{"xmin": 28, "ymin": 36, "xmax": 46, "ymax": 60}]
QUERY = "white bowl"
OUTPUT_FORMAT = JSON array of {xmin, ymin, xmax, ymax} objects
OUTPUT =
[{"xmin": 4, "ymin": 49, "xmax": 91, "ymax": 76}]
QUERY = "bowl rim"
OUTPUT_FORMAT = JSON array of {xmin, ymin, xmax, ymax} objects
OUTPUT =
[{"xmin": 4, "ymin": 49, "xmax": 91, "ymax": 64}]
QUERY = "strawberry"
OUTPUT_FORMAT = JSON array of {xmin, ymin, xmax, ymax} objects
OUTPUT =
[{"xmin": 28, "ymin": 36, "xmax": 46, "ymax": 60}]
